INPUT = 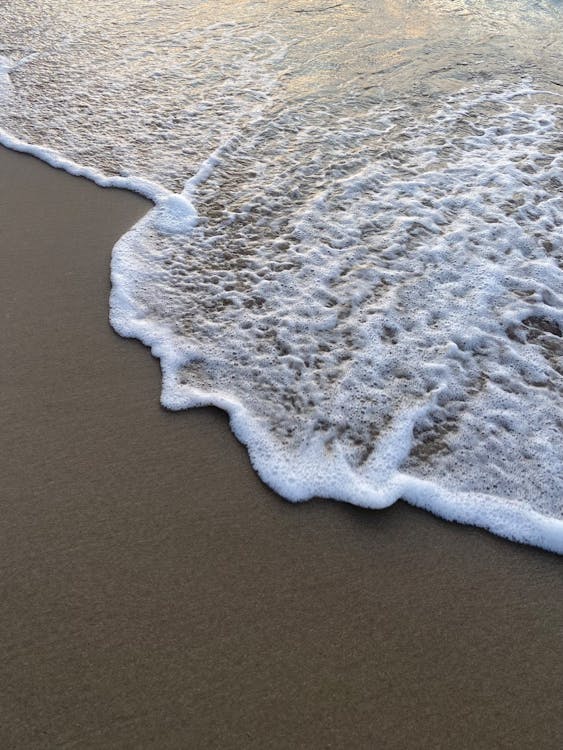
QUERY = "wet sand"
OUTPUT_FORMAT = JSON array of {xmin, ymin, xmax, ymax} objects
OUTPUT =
[{"xmin": 1, "ymin": 145, "xmax": 562, "ymax": 749}]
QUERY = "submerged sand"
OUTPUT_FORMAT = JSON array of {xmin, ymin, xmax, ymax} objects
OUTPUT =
[{"xmin": 1, "ymin": 146, "xmax": 562, "ymax": 748}]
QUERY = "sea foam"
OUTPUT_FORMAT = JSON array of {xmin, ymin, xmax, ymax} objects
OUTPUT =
[
  {"xmin": 1, "ymin": 0, "xmax": 562, "ymax": 551},
  {"xmin": 109, "ymin": 83, "xmax": 563, "ymax": 553}
]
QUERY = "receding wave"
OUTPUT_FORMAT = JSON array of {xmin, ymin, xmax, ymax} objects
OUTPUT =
[{"xmin": 1, "ymin": 0, "xmax": 562, "ymax": 551}]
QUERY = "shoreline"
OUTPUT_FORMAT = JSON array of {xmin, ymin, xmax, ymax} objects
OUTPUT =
[
  {"xmin": 1, "ymin": 145, "xmax": 562, "ymax": 748},
  {"xmin": 10, "ymin": 121, "xmax": 560, "ymax": 554}
]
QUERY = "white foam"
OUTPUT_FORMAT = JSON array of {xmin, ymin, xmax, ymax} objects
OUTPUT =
[
  {"xmin": 0, "ymin": 55, "xmax": 12, "ymax": 103},
  {"xmin": 110, "ymin": 210, "xmax": 563, "ymax": 553},
  {"xmin": 1, "ymin": 1, "xmax": 562, "ymax": 553},
  {"xmin": 0, "ymin": 54, "xmax": 11, "ymax": 76},
  {"xmin": 107, "ymin": 81, "xmax": 563, "ymax": 553}
]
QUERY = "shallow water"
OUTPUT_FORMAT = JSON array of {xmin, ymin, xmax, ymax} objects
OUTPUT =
[{"xmin": 1, "ymin": 1, "xmax": 562, "ymax": 550}]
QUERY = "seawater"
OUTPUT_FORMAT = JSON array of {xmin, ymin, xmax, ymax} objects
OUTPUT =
[{"xmin": 1, "ymin": 1, "xmax": 562, "ymax": 551}]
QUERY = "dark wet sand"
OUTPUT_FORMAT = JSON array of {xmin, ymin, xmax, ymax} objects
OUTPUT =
[{"xmin": 1, "ymin": 145, "xmax": 562, "ymax": 749}]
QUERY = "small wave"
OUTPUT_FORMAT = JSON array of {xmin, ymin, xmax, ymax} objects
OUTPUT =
[
  {"xmin": 110, "ymin": 82, "xmax": 563, "ymax": 553},
  {"xmin": 1, "ymin": 0, "xmax": 562, "ymax": 551}
]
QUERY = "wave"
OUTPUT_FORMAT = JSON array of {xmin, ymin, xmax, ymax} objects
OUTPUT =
[{"xmin": 1, "ymin": 1, "xmax": 562, "ymax": 551}]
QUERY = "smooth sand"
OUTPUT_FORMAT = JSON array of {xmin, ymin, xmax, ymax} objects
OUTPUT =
[{"xmin": 1, "ymin": 145, "xmax": 562, "ymax": 749}]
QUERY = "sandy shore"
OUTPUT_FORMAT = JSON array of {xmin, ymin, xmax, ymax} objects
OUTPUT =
[{"xmin": 1, "ymin": 145, "xmax": 562, "ymax": 748}]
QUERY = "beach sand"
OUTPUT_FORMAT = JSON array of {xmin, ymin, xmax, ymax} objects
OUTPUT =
[{"xmin": 1, "ymin": 145, "xmax": 562, "ymax": 749}]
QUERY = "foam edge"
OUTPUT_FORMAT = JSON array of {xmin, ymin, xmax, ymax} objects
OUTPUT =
[{"xmin": 110, "ymin": 220, "xmax": 563, "ymax": 555}]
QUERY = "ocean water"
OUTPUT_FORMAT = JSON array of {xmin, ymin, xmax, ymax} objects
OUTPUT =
[{"xmin": 1, "ymin": 1, "xmax": 562, "ymax": 551}]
